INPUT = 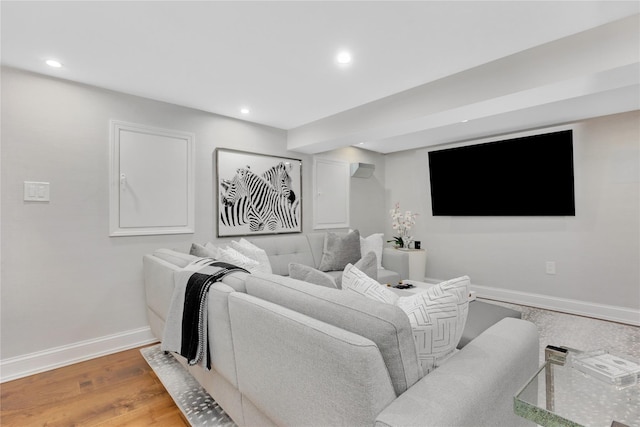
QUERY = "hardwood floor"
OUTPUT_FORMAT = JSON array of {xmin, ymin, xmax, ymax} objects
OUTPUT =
[{"xmin": 0, "ymin": 345, "xmax": 188, "ymax": 427}]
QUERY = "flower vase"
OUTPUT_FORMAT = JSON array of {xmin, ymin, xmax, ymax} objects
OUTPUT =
[{"xmin": 401, "ymin": 236, "xmax": 411, "ymax": 250}]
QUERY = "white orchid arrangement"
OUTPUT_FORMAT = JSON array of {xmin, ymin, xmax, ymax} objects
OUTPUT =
[{"xmin": 388, "ymin": 202, "xmax": 418, "ymax": 247}]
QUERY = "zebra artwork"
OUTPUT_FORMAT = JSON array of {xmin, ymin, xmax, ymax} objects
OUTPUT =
[
  {"xmin": 219, "ymin": 178, "xmax": 250, "ymax": 228},
  {"xmin": 219, "ymin": 162, "xmax": 300, "ymax": 234},
  {"xmin": 261, "ymin": 162, "xmax": 296, "ymax": 203}
]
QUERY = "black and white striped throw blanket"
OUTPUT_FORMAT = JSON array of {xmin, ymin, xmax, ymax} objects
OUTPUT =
[{"xmin": 162, "ymin": 258, "xmax": 249, "ymax": 369}]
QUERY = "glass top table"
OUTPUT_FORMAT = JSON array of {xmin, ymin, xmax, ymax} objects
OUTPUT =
[{"xmin": 514, "ymin": 346, "xmax": 640, "ymax": 427}]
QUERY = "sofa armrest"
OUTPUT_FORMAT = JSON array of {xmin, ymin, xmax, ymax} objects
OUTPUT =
[
  {"xmin": 375, "ymin": 318, "xmax": 539, "ymax": 427},
  {"xmin": 381, "ymin": 248, "xmax": 410, "ymax": 280},
  {"xmin": 143, "ymin": 254, "xmax": 183, "ymax": 338}
]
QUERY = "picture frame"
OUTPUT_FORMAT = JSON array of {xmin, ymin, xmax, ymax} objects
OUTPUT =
[{"xmin": 215, "ymin": 148, "xmax": 302, "ymax": 237}]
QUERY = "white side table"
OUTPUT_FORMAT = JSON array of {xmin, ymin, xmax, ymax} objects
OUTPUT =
[{"xmin": 394, "ymin": 248, "xmax": 427, "ymax": 281}]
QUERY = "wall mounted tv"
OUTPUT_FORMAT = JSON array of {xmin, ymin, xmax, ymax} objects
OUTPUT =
[{"xmin": 428, "ymin": 130, "xmax": 575, "ymax": 216}]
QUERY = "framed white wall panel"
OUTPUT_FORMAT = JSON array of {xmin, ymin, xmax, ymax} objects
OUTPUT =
[
  {"xmin": 313, "ymin": 157, "xmax": 350, "ymax": 229},
  {"xmin": 109, "ymin": 120, "xmax": 195, "ymax": 236}
]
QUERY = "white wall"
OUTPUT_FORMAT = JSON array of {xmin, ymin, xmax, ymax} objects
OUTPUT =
[
  {"xmin": 0, "ymin": 68, "xmax": 388, "ymax": 379},
  {"xmin": 385, "ymin": 111, "xmax": 639, "ymax": 321},
  {"xmin": 3, "ymin": 65, "xmax": 637, "ymax": 380},
  {"xmin": 0, "ymin": 68, "xmax": 313, "ymax": 369},
  {"xmin": 314, "ymin": 146, "xmax": 387, "ymax": 237}
]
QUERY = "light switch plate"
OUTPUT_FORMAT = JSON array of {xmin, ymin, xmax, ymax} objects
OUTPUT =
[{"xmin": 24, "ymin": 181, "xmax": 50, "ymax": 202}]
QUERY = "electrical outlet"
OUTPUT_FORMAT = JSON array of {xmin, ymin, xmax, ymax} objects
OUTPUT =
[{"xmin": 545, "ymin": 261, "xmax": 556, "ymax": 275}]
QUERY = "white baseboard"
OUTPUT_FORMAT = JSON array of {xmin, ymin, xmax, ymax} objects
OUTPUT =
[
  {"xmin": 0, "ymin": 326, "xmax": 158, "ymax": 383},
  {"xmin": 422, "ymin": 277, "xmax": 639, "ymax": 326}
]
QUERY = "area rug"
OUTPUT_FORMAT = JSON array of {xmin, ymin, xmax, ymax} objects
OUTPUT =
[
  {"xmin": 486, "ymin": 300, "xmax": 640, "ymax": 362},
  {"xmin": 142, "ymin": 303, "xmax": 639, "ymax": 426},
  {"xmin": 140, "ymin": 345, "xmax": 237, "ymax": 427}
]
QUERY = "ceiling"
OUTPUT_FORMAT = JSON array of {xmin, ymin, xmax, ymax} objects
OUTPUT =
[{"xmin": 2, "ymin": 1, "xmax": 639, "ymax": 154}]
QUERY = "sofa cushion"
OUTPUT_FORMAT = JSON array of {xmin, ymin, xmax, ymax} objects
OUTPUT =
[
  {"xmin": 377, "ymin": 268, "xmax": 401, "ymax": 286},
  {"xmin": 249, "ymin": 234, "xmax": 315, "ymax": 276},
  {"xmin": 318, "ymin": 230, "xmax": 361, "ymax": 272},
  {"xmin": 244, "ymin": 272, "xmax": 422, "ymax": 396},
  {"xmin": 288, "ymin": 263, "xmax": 338, "ymax": 289}
]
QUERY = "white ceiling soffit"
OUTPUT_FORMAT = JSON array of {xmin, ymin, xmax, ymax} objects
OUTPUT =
[
  {"xmin": 370, "ymin": 85, "xmax": 639, "ymax": 154},
  {"xmin": 288, "ymin": 15, "xmax": 640, "ymax": 154},
  {"xmin": 2, "ymin": 2, "xmax": 638, "ymax": 154}
]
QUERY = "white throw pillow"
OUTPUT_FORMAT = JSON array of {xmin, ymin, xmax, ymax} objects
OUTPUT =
[
  {"xmin": 190, "ymin": 243, "xmax": 218, "ymax": 259},
  {"xmin": 360, "ymin": 233, "xmax": 384, "ymax": 269},
  {"xmin": 216, "ymin": 247, "xmax": 260, "ymax": 272},
  {"xmin": 230, "ymin": 239, "xmax": 272, "ymax": 274},
  {"xmin": 204, "ymin": 242, "xmax": 223, "ymax": 259},
  {"xmin": 342, "ymin": 264, "xmax": 399, "ymax": 305},
  {"xmin": 396, "ymin": 276, "xmax": 470, "ymax": 375}
]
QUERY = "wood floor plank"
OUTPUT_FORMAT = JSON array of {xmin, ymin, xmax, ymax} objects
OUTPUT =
[{"xmin": 0, "ymin": 345, "xmax": 188, "ymax": 427}]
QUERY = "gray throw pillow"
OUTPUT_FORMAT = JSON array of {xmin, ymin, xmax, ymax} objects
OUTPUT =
[
  {"xmin": 336, "ymin": 251, "xmax": 378, "ymax": 289},
  {"xmin": 288, "ymin": 263, "xmax": 338, "ymax": 289},
  {"xmin": 354, "ymin": 251, "xmax": 378, "ymax": 281},
  {"xmin": 318, "ymin": 230, "xmax": 361, "ymax": 272}
]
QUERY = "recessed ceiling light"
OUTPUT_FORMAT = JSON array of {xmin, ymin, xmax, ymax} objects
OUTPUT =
[
  {"xmin": 336, "ymin": 51, "xmax": 352, "ymax": 65},
  {"xmin": 240, "ymin": 107, "xmax": 250, "ymax": 115},
  {"xmin": 461, "ymin": 119, "xmax": 469, "ymax": 123},
  {"xmin": 46, "ymin": 59, "xmax": 62, "ymax": 68},
  {"xmin": 358, "ymin": 142, "xmax": 365, "ymax": 145}
]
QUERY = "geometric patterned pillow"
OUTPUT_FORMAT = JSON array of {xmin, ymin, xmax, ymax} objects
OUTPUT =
[
  {"xmin": 396, "ymin": 276, "xmax": 470, "ymax": 375},
  {"xmin": 342, "ymin": 263, "xmax": 399, "ymax": 305}
]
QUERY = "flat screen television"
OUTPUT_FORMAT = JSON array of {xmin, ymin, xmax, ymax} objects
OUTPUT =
[{"xmin": 428, "ymin": 130, "xmax": 575, "ymax": 216}]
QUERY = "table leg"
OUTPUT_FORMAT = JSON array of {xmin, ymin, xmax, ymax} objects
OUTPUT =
[
  {"xmin": 544, "ymin": 345, "xmax": 568, "ymax": 412},
  {"xmin": 545, "ymin": 362, "xmax": 555, "ymax": 411}
]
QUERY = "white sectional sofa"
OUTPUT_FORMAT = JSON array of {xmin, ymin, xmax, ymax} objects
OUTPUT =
[{"xmin": 143, "ymin": 234, "xmax": 539, "ymax": 427}]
